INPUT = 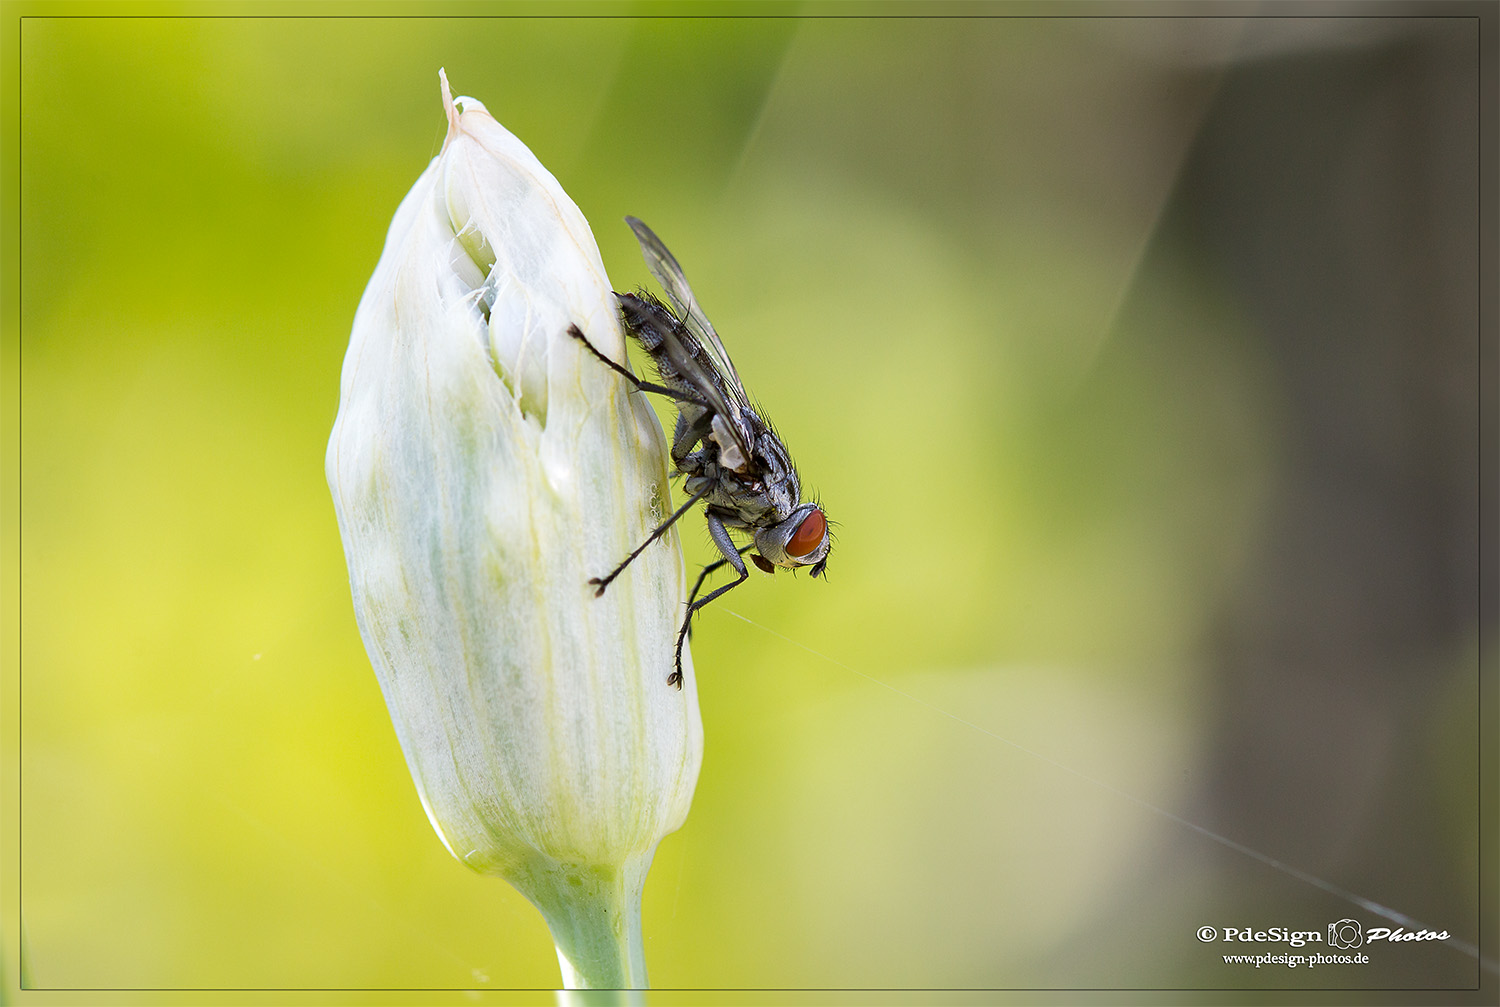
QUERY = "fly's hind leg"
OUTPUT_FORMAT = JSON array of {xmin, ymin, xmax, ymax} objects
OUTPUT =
[
  {"xmin": 567, "ymin": 325, "xmax": 704, "ymax": 406},
  {"xmin": 670, "ymin": 512, "xmax": 751, "ymax": 689}
]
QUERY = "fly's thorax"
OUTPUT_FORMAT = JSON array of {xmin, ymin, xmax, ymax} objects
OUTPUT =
[
  {"xmin": 695, "ymin": 472, "xmax": 775, "ymax": 526},
  {"xmin": 724, "ymin": 494, "xmax": 776, "ymax": 528},
  {"xmin": 753, "ymin": 501, "xmax": 831, "ymax": 569},
  {"xmin": 682, "ymin": 471, "xmax": 719, "ymax": 501},
  {"xmin": 753, "ymin": 428, "xmax": 796, "ymax": 486}
]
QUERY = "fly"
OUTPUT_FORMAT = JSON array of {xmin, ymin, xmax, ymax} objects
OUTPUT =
[{"xmin": 568, "ymin": 216, "xmax": 832, "ymax": 689}]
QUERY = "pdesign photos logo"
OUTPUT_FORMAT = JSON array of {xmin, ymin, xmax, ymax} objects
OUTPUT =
[
  {"xmin": 1197, "ymin": 919, "xmax": 1451, "ymax": 949},
  {"xmin": 1328, "ymin": 919, "xmax": 1363, "ymax": 949}
]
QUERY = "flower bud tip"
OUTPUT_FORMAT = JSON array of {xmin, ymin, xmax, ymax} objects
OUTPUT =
[{"xmin": 439, "ymin": 68, "xmax": 457, "ymax": 151}]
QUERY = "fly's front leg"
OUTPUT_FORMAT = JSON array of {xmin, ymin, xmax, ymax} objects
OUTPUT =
[
  {"xmin": 681, "ymin": 541, "xmax": 757, "ymax": 646},
  {"xmin": 670, "ymin": 511, "xmax": 750, "ymax": 689},
  {"xmin": 687, "ymin": 543, "xmax": 756, "ymax": 610}
]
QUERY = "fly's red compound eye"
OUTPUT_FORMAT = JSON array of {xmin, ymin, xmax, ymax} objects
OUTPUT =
[{"xmin": 786, "ymin": 508, "xmax": 827, "ymax": 559}]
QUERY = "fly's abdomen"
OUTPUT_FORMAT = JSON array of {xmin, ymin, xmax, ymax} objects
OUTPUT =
[
  {"xmin": 618, "ymin": 292, "xmax": 697, "ymax": 393},
  {"xmin": 618, "ymin": 293, "xmax": 668, "ymax": 353},
  {"xmin": 618, "ymin": 291, "xmax": 730, "ymax": 395}
]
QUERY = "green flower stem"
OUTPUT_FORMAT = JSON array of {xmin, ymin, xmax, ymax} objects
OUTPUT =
[
  {"xmin": 555, "ymin": 991, "xmax": 645, "ymax": 1007},
  {"xmin": 514, "ymin": 852, "xmax": 653, "ymax": 989}
]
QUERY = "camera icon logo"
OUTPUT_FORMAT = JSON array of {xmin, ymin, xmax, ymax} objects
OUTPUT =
[{"xmin": 1328, "ymin": 919, "xmax": 1364, "ymax": 949}]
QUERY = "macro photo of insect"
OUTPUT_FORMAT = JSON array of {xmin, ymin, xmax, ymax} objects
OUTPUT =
[
  {"xmin": 13, "ymin": 12, "xmax": 1488, "ymax": 1001},
  {"xmin": 573, "ymin": 217, "xmax": 832, "ymax": 688}
]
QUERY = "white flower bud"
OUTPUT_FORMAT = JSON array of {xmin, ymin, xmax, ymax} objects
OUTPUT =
[{"xmin": 326, "ymin": 70, "xmax": 701, "ymax": 989}]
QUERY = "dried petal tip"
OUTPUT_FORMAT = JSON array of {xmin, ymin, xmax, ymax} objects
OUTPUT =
[
  {"xmin": 440, "ymin": 67, "xmax": 459, "ymax": 148},
  {"xmin": 439, "ymin": 67, "xmax": 490, "ymax": 151}
]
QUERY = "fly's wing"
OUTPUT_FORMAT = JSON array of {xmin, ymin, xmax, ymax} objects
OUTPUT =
[
  {"xmin": 625, "ymin": 218, "xmax": 759, "ymax": 452},
  {"xmin": 621, "ymin": 290, "xmax": 749, "ymax": 469}
]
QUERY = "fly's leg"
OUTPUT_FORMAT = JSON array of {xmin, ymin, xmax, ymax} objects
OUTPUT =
[
  {"xmin": 687, "ymin": 543, "xmax": 756, "ymax": 610},
  {"xmin": 670, "ymin": 412, "xmax": 717, "ymax": 470},
  {"xmin": 567, "ymin": 325, "xmax": 705, "ymax": 406},
  {"xmin": 670, "ymin": 512, "xmax": 750, "ymax": 689},
  {"xmin": 683, "ymin": 543, "xmax": 757, "ymax": 642},
  {"xmin": 590, "ymin": 485, "xmax": 713, "ymax": 597}
]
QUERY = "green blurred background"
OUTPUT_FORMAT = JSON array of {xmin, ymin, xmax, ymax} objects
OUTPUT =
[{"xmin": 9, "ymin": 10, "xmax": 1491, "ymax": 997}]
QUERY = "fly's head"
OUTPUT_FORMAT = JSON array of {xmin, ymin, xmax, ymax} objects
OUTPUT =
[{"xmin": 753, "ymin": 502, "xmax": 831, "ymax": 576}]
